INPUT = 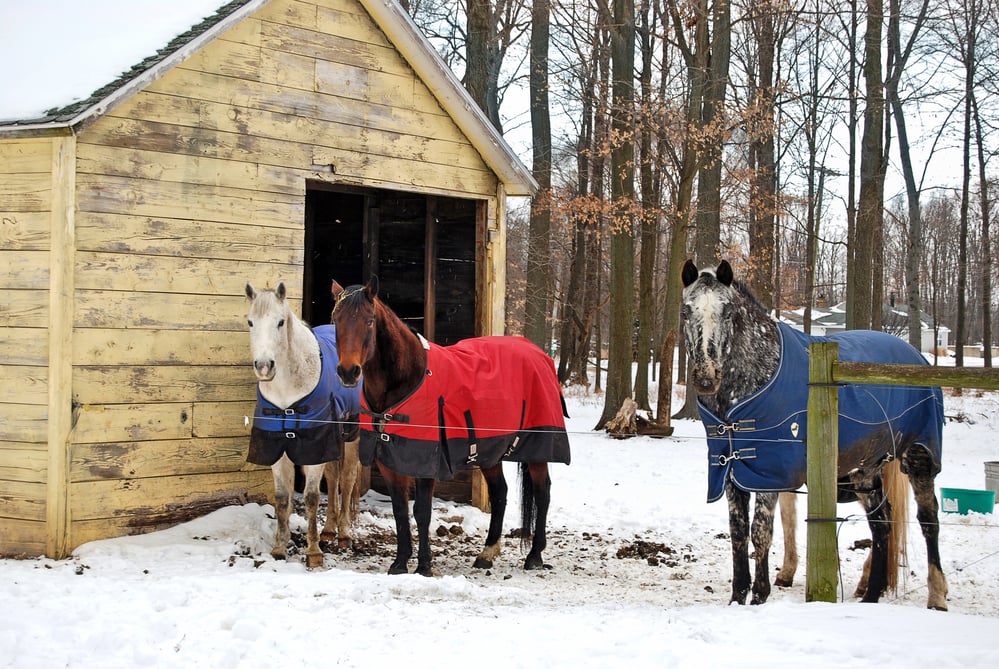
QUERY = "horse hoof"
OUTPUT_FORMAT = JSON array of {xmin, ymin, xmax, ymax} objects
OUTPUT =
[
  {"xmin": 271, "ymin": 550, "xmax": 287, "ymax": 561},
  {"xmin": 320, "ymin": 531, "xmax": 336, "ymax": 542},
  {"xmin": 523, "ymin": 555, "xmax": 546, "ymax": 571},
  {"xmin": 306, "ymin": 553, "xmax": 325, "ymax": 570},
  {"xmin": 337, "ymin": 537, "xmax": 353, "ymax": 551},
  {"xmin": 774, "ymin": 576, "xmax": 793, "ymax": 588},
  {"xmin": 416, "ymin": 565, "xmax": 434, "ymax": 577},
  {"xmin": 388, "ymin": 562, "xmax": 409, "ymax": 575},
  {"xmin": 473, "ymin": 557, "xmax": 494, "ymax": 570}
]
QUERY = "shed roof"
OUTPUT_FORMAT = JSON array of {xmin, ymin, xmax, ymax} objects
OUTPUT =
[{"xmin": 0, "ymin": 0, "xmax": 537, "ymax": 195}]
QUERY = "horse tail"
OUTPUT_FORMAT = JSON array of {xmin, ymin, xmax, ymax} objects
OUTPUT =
[
  {"xmin": 519, "ymin": 462, "xmax": 536, "ymax": 552},
  {"xmin": 885, "ymin": 458, "xmax": 909, "ymax": 593}
]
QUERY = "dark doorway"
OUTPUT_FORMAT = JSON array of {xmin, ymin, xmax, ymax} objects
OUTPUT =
[{"xmin": 303, "ymin": 185, "xmax": 480, "ymax": 344}]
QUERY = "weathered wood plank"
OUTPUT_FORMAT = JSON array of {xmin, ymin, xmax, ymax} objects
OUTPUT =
[
  {"xmin": 0, "ymin": 480, "xmax": 45, "ymax": 522},
  {"xmin": 193, "ymin": 401, "xmax": 257, "ymax": 438},
  {"xmin": 0, "ymin": 442, "xmax": 48, "ymax": 483},
  {"xmin": 71, "ymin": 403, "xmax": 193, "ymax": 444},
  {"xmin": 0, "ymin": 518, "xmax": 46, "ymax": 558},
  {"xmin": 74, "ymin": 291, "xmax": 283, "ymax": 330},
  {"xmin": 0, "ymin": 173, "xmax": 51, "ymax": 211},
  {"xmin": 73, "ymin": 365, "xmax": 255, "ymax": 404},
  {"xmin": 0, "ymin": 138, "xmax": 51, "ymax": 173},
  {"xmin": 316, "ymin": 3, "xmax": 394, "ymax": 49},
  {"xmin": 0, "ymin": 403, "xmax": 47, "ymax": 443},
  {"xmin": 258, "ymin": 19, "xmax": 402, "ymax": 75},
  {"xmin": 70, "ymin": 437, "xmax": 261, "ymax": 482},
  {"xmin": 176, "ymin": 35, "xmax": 263, "ymax": 82},
  {"xmin": 255, "ymin": 0, "xmax": 318, "ymax": 29},
  {"xmin": 834, "ymin": 360, "xmax": 999, "ymax": 390},
  {"xmin": 806, "ymin": 342, "xmax": 839, "ymax": 603},
  {"xmin": 0, "ymin": 366, "xmax": 47, "ymax": 405},
  {"xmin": 1, "ymin": 250, "xmax": 49, "ymax": 289},
  {"xmin": 76, "ymin": 173, "xmax": 305, "ymax": 227},
  {"xmin": 109, "ymin": 89, "xmax": 486, "ymax": 172},
  {"xmin": 0, "ymin": 289, "xmax": 48, "ymax": 328},
  {"xmin": 74, "ymin": 250, "xmax": 292, "ymax": 295},
  {"xmin": 0, "ymin": 211, "xmax": 50, "ymax": 250},
  {"xmin": 69, "ymin": 471, "xmax": 272, "ymax": 523},
  {"xmin": 77, "ymin": 143, "xmax": 301, "ymax": 197},
  {"xmin": 74, "ymin": 328, "xmax": 249, "ymax": 366},
  {"xmin": 75, "ymin": 212, "xmax": 303, "ymax": 263},
  {"xmin": 0, "ymin": 327, "xmax": 48, "ymax": 366}
]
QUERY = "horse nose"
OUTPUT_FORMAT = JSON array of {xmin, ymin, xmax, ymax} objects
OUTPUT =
[
  {"xmin": 337, "ymin": 364, "xmax": 361, "ymax": 387},
  {"xmin": 254, "ymin": 359, "xmax": 275, "ymax": 379}
]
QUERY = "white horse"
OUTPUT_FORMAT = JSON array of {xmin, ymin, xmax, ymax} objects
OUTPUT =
[{"xmin": 245, "ymin": 282, "xmax": 363, "ymax": 569}]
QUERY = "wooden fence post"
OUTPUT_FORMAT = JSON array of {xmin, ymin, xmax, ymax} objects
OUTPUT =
[{"xmin": 806, "ymin": 342, "xmax": 839, "ymax": 602}]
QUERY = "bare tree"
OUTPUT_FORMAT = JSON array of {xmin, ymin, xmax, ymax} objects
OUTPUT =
[{"xmin": 596, "ymin": 0, "xmax": 638, "ymax": 428}]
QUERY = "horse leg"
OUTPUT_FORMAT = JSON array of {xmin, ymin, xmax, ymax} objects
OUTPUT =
[
  {"xmin": 727, "ymin": 484, "xmax": 752, "ymax": 605},
  {"xmin": 774, "ymin": 491, "xmax": 798, "ymax": 587},
  {"xmin": 903, "ymin": 447, "xmax": 949, "ymax": 610},
  {"xmin": 473, "ymin": 464, "xmax": 508, "ymax": 569},
  {"xmin": 523, "ymin": 462, "xmax": 551, "ymax": 570},
  {"xmin": 270, "ymin": 455, "xmax": 295, "ymax": 561},
  {"xmin": 336, "ymin": 437, "xmax": 361, "ymax": 549},
  {"xmin": 412, "ymin": 477, "xmax": 436, "ymax": 576},
  {"xmin": 750, "ymin": 492, "xmax": 778, "ymax": 604},
  {"xmin": 378, "ymin": 460, "xmax": 414, "ymax": 575},
  {"xmin": 852, "ymin": 471, "xmax": 891, "ymax": 602},
  {"xmin": 301, "ymin": 462, "xmax": 326, "ymax": 569},
  {"xmin": 321, "ymin": 460, "xmax": 340, "ymax": 542}
]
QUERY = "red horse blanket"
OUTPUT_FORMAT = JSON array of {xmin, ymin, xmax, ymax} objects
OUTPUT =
[{"xmin": 359, "ymin": 335, "xmax": 571, "ymax": 479}]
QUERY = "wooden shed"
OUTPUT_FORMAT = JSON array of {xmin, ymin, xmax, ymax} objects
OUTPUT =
[{"xmin": 0, "ymin": 0, "xmax": 536, "ymax": 558}]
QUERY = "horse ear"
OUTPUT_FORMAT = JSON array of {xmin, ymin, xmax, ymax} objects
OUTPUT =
[
  {"xmin": 245, "ymin": 283, "xmax": 256, "ymax": 300},
  {"xmin": 681, "ymin": 260, "xmax": 699, "ymax": 288},
  {"xmin": 366, "ymin": 275, "xmax": 379, "ymax": 299},
  {"xmin": 716, "ymin": 261, "xmax": 734, "ymax": 287},
  {"xmin": 276, "ymin": 282, "xmax": 287, "ymax": 300},
  {"xmin": 331, "ymin": 281, "xmax": 344, "ymax": 301}
]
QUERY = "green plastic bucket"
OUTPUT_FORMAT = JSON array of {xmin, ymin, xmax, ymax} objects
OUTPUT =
[{"xmin": 940, "ymin": 487, "xmax": 996, "ymax": 515}]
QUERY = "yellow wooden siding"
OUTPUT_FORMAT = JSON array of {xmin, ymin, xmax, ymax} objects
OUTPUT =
[{"xmin": 0, "ymin": 138, "xmax": 52, "ymax": 556}]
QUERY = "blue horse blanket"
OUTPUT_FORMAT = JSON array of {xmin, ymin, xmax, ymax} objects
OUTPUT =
[
  {"xmin": 247, "ymin": 324, "xmax": 362, "ymax": 467},
  {"xmin": 697, "ymin": 322, "xmax": 944, "ymax": 502},
  {"xmin": 359, "ymin": 335, "xmax": 571, "ymax": 480}
]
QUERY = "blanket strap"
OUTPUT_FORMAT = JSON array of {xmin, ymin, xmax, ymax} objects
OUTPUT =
[
  {"xmin": 707, "ymin": 419, "xmax": 759, "ymax": 467},
  {"xmin": 361, "ymin": 407, "xmax": 411, "ymax": 424}
]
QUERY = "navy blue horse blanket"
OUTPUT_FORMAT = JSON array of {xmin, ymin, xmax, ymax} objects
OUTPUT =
[
  {"xmin": 697, "ymin": 322, "xmax": 944, "ymax": 502},
  {"xmin": 359, "ymin": 335, "xmax": 571, "ymax": 480},
  {"xmin": 247, "ymin": 324, "xmax": 362, "ymax": 467}
]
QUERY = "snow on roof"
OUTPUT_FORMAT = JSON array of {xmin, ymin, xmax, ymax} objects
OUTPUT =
[{"xmin": 0, "ymin": 0, "xmax": 248, "ymax": 123}]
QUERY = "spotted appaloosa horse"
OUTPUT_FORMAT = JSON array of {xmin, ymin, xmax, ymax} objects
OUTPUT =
[
  {"xmin": 681, "ymin": 260, "xmax": 947, "ymax": 609},
  {"xmin": 245, "ymin": 282, "xmax": 362, "ymax": 568},
  {"xmin": 331, "ymin": 277, "xmax": 571, "ymax": 576}
]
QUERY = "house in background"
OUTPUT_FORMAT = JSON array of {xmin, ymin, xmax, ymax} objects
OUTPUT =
[
  {"xmin": 782, "ymin": 301, "xmax": 951, "ymax": 354},
  {"xmin": 0, "ymin": 0, "xmax": 535, "ymax": 558}
]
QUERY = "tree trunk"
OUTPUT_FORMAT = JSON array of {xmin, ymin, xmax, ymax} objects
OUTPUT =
[
  {"xmin": 886, "ymin": 0, "xmax": 931, "ymax": 351},
  {"xmin": 596, "ymin": 0, "xmax": 637, "ymax": 429},
  {"xmin": 694, "ymin": 0, "xmax": 731, "ymax": 267},
  {"xmin": 524, "ymin": 0, "xmax": 553, "ymax": 351},
  {"xmin": 853, "ymin": 0, "xmax": 885, "ymax": 331}
]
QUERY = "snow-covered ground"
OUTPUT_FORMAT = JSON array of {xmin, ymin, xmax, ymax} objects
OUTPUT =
[{"xmin": 2, "ymin": 380, "xmax": 997, "ymax": 668}]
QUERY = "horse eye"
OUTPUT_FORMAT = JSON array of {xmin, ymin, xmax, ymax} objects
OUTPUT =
[
  {"xmin": 247, "ymin": 319, "xmax": 253, "ymax": 327},
  {"xmin": 277, "ymin": 319, "xmax": 285, "ymax": 328},
  {"xmin": 366, "ymin": 318, "xmax": 375, "ymax": 328}
]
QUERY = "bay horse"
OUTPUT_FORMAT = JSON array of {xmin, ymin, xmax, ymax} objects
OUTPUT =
[
  {"xmin": 331, "ymin": 278, "xmax": 571, "ymax": 576},
  {"xmin": 245, "ymin": 282, "xmax": 362, "ymax": 569},
  {"xmin": 681, "ymin": 260, "xmax": 947, "ymax": 609}
]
